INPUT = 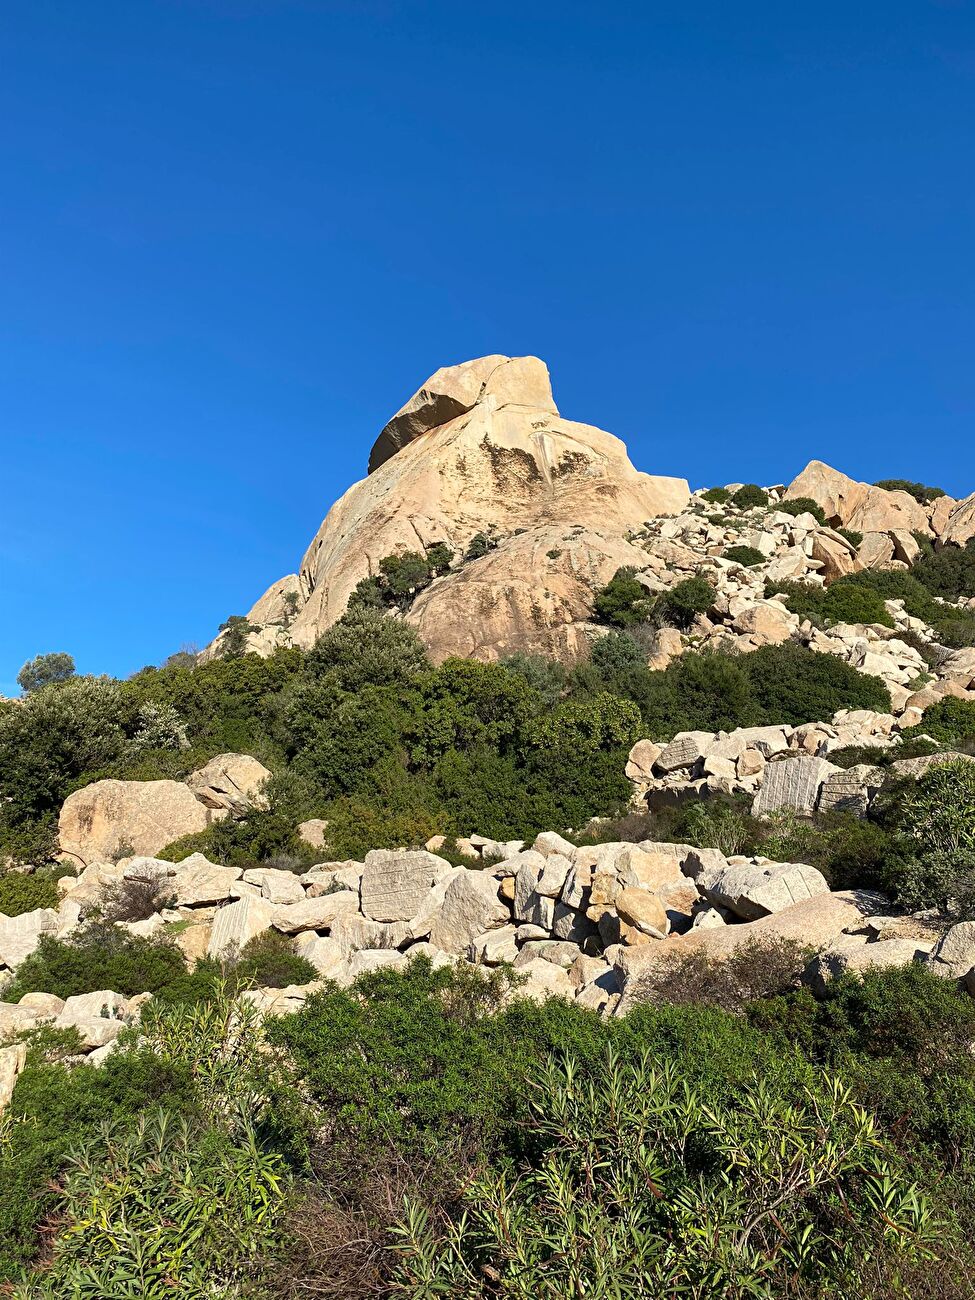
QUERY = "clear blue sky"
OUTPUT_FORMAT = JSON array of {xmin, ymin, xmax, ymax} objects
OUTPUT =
[{"xmin": 2, "ymin": 1, "xmax": 973, "ymax": 693}]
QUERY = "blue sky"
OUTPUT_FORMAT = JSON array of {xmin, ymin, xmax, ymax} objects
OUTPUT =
[{"xmin": 2, "ymin": 0, "xmax": 973, "ymax": 692}]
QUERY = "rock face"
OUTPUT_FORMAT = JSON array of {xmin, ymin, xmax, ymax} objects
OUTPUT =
[
  {"xmin": 784, "ymin": 461, "xmax": 930, "ymax": 535},
  {"xmin": 186, "ymin": 754, "xmax": 272, "ymax": 815},
  {"xmin": 58, "ymin": 780, "xmax": 224, "ymax": 868},
  {"xmin": 209, "ymin": 355, "xmax": 689, "ymax": 663}
]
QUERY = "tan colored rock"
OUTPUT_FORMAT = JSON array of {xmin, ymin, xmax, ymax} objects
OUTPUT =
[
  {"xmin": 207, "ymin": 896, "xmax": 275, "ymax": 959},
  {"xmin": 857, "ymin": 533, "xmax": 897, "ymax": 569},
  {"xmin": 625, "ymin": 739, "xmax": 662, "ymax": 783},
  {"xmin": 407, "ymin": 527, "xmax": 666, "ymax": 665},
  {"xmin": 297, "ymin": 819, "xmax": 329, "ymax": 851},
  {"xmin": 369, "ymin": 355, "xmax": 556, "ymax": 473},
  {"xmin": 185, "ymin": 754, "xmax": 272, "ymax": 815},
  {"xmin": 428, "ymin": 870, "xmax": 510, "ymax": 954},
  {"xmin": 939, "ymin": 492, "xmax": 975, "ymax": 548},
  {"xmin": 732, "ymin": 602, "xmax": 796, "ymax": 643},
  {"xmin": 810, "ymin": 532, "xmax": 861, "ymax": 582},
  {"xmin": 614, "ymin": 890, "xmax": 888, "ymax": 1009},
  {"xmin": 211, "ymin": 356, "xmax": 689, "ymax": 665},
  {"xmin": 0, "ymin": 1044, "xmax": 27, "ymax": 1114},
  {"xmin": 615, "ymin": 887, "xmax": 668, "ymax": 938},
  {"xmin": 785, "ymin": 462, "xmax": 930, "ymax": 535},
  {"xmin": 59, "ymin": 780, "xmax": 223, "ymax": 868},
  {"xmin": 360, "ymin": 849, "xmax": 453, "ymax": 923}
]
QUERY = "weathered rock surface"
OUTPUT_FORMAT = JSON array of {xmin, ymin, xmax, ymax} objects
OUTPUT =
[
  {"xmin": 784, "ymin": 461, "xmax": 930, "ymax": 535},
  {"xmin": 207, "ymin": 354, "xmax": 689, "ymax": 664},
  {"xmin": 58, "ymin": 780, "xmax": 223, "ymax": 867},
  {"xmin": 186, "ymin": 754, "xmax": 272, "ymax": 814},
  {"xmin": 359, "ymin": 849, "xmax": 453, "ymax": 923}
]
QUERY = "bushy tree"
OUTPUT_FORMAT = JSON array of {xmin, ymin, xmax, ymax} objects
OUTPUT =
[
  {"xmin": 16, "ymin": 653, "xmax": 75, "ymax": 694},
  {"xmin": 731, "ymin": 483, "xmax": 769, "ymax": 509},
  {"xmin": 593, "ymin": 566, "xmax": 653, "ymax": 626},
  {"xmin": 778, "ymin": 496, "xmax": 827, "ymax": 525},
  {"xmin": 744, "ymin": 641, "xmax": 892, "ymax": 724},
  {"xmin": 723, "ymin": 544, "xmax": 766, "ymax": 567},
  {"xmin": 657, "ymin": 575, "xmax": 716, "ymax": 628},
  {"xmin": 305, "ymin": 607, "xmax": 430, "ymax": 691},
  {"xmin": 217, "ymin": 614, "xmax": 258, "ymax": 658},
  {"xmin": 875, "ymin": 478, "xmax": 946, "ymax": 504},
  {"xmin": 0, "ymin": 676, "xmax": 128, "ymax": 826},
  {"xmin": 589, "ymin": 630, "xmax": 644, "ymax": 675}
]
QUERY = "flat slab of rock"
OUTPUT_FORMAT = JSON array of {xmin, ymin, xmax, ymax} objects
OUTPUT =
[
  {"xmin": 0, "ymin": 908, "xmax": 59, "ymax": 969},
  {"xmin": 751, "ymin": 756, "xmax": 840, "ymax": 817},
  {"xmin": 207, "ymin": 895, "xmax": 276, "ymax": 958},
  {"xmin": 270, "ymin": 891, "xmax": 359, "ymax": 935},
  {"xmin": 242, "ymin": 867, "xmax": 307, "ymax": 905},
  {"xmin": 360, "ymin": 850, "xmax": 453, "ymax": 922},
  {"xmin": 171, "ymin": 855, "xmax": 242, "ymax": 907},
  {"xmin": 697, "ymin": 861, "xmax": 829, "ymax": 921},
  {"xmin": 59, "ymin": 779, "xmax": 224, "ymax": 868}
]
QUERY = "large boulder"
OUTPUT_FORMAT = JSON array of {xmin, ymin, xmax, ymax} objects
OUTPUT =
[
  {"xmin": 185, "ymin": 754, "xmax": 272, "ymax": 815},
  {"xmin": 205, "ymin": 355, "xmax": 689, "ymax": 665},
  {"xmin": 428, "ymin": 870, "xmax": 510, "ymax": 954},
  {"xmin": 696, "ymin": 860, "xmax": 829, "ymax": 921},
  {"xmin": 359, "ymin": 849, "xmax": 454, "ymax": 923},
  {"xmin": 752, "ymin": 756, "xmax": 840, "ymax": 818},
  {"xmin": 58, "ymin": 780, "xmax": 223, "ymax": 868},
  {"xmin": 937, "ymin": 492, "xmax": 975, "ymax": 548},
  {"xmin": 784, "ymin": 462, "xmax": 930, "ymax": 535}
]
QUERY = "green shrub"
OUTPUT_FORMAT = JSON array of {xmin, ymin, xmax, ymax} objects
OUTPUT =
[
  {"xmin": 657, "ymin": 575, "xmax": 716, "ymax": 629},
  {"xmin": 743, "ymin": 641, "xmax": 892, "ymax": 725},
  {"xmin": 701, "ymin": 485, "xmax": 731, "ymax": 503},
  {"xmin": 0, "ymin": 1048, "xmax": 195, "ymax": 1281},
  {"xmin": 589, "ymin": 631, "xmax": 644, "ymax": 675},
  {"xmin": 723, "ymin": 544, "xmax": 766, "ymax": 567},
  {"xmin": 731, "ymin": 483, "xmax": 769, "ymax": 509},
  {"xmin": 875, "ymin": 478, "xmax": 946, "ymax": 504},
  {"xmin": 772, "ymin": 578, "xmax": 894, "ymax": 628},
  {"xmin": 304, "ymin": 608, "xmax": 430, "ymax": 691},
  {"xmin": 913, "ymin": 539, "xmax": 975, "ymax": 601},
  {"xmin": 903, "ymin": 697, "xmax": 975, "ymax": 747},
  {"xmin": 2, "ymin": 923, "xmax": 187, "ymax": 1003},
  {"xmin": 593, "ymin": 567, "xmax": 653, "ymax": 626},
  {"xmin": 838, "ymin": 527, "xmax": 863, "ymax": 549},
  {"xmin": 464, "ymin": 532, "xmax": 496, "ymax": 561},
  {"xmin": 0, "ymin": 869, "xmax": 61, "ymax": 917},
  {"xmin": 233, "ymin": 930, "xmax": 317, "ymax": 989},
  {"xmin": 393, "ymin": 1050, "xmax": 935, "ymax": 1298},
  {"xmin": 20, "ymin": 1111, "xmax": 285, "ymax": 1298},
  {"xmin": 821, "ymin": 582, "xmax": 894, "ymax": 627},
  {"xmin": 778, "ymin": 495, "xmax": 827, "ymax": 525}
]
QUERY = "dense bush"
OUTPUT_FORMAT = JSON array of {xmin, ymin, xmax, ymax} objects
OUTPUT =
[
  {"xmin": 593, "ymin": 566, "xmax": 653, "ymax": 626},
  {"xmin": 348, "ymin": 544, "xmax": 453, "ymax": 613},
  {"xmin": 913, "ymin": 538, "xmax": 975, "ymax": 601},
  {"xmin": 701, "ymin": 485, "xmax": 731, "ymax": 503},
  {"xmin": 731, "ymin": 483, "xmax": 769, "ymax": 509},
  {"xmin": 393, "ymin": 1050, "xmax": 935, "ymax": 1298},
  {"xmin": 778, "ymin": 495, "xmax": 827, "ymax": 525},
  {"xmin": 875, "ymin": 478, "xmax": 946, "ymax": 504},
  {"xmin": 723, "ymin": 543, "xmax": 766, "ymax": 567},
  {"xmin": 2, "ymin": 923, "xmax": 187, "ymax": 1003},
  {"xmin": 657, "ymin": 575, "xmax": 716, "ymax": 628},
  {"xmin": 832, "ymin": 566, "xmax": 975, "ymax": 647},
  {"xmin": 0, "ymin": 869, "xmax": 61, "ymax": 917},
  {"xmin": 771, "ymin": 578, "xmax": 894, "ymax": 629},
  {"xmin": 902, "ymin": 697, "xmax": 975, "ymax": 747}
]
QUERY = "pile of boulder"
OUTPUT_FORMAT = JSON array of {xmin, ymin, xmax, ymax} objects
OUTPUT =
[{"xmin": 625, "ymin": 713, "xmax": 975, "ymax": 816}]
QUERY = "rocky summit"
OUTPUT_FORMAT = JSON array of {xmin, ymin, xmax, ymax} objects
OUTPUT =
[{"xmin": 205, "ymin": 354, "xmax": 689, "ymax": 663}]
